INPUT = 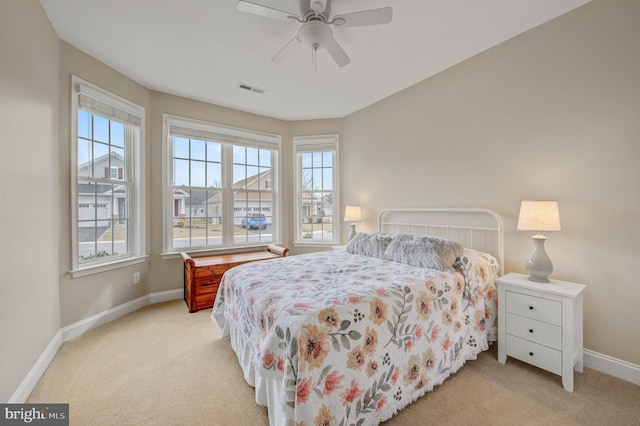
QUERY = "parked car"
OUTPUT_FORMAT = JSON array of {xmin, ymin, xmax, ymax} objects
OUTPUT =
[{"xmin": 241, "ymin": 214, "xmax": 267, "ymax": 230}]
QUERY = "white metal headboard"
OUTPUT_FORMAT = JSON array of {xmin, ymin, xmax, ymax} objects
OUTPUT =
[{"xmin": 377, "ymin": 208, "xmax": 504, "ymax": 274}]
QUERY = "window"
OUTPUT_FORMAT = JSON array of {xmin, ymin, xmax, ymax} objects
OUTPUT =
[
  {"xmin": 163, "ymin": 115, "xmax": 280, "ymax": 254},
  {"xmin": 71, "ymin": 77, "xmax": 145, "ymax": 276},
  {"xmin": 293, "ymin": 135, "xmax": 339, "ymax": 245}
]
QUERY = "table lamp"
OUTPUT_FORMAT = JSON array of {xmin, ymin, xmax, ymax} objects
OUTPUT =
[
  {"xmin": 344, "ymin": 205, "xmax": 362, "ymax": 240},
  {"xmin": 517, "ymin": 200, "xmax": 561, "ymax": 283}
]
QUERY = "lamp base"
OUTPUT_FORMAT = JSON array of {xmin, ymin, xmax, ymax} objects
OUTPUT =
[
  {"xmin": 527, "ymin": 275, "xmax": 550, "ymax": 283},
  {"xmin": 349, "ymin": 223, "xmax": 357, "ymax": 240},
  {"xmin": 525, "ymin": 234, "xmax": 553, "ymax": 283}
]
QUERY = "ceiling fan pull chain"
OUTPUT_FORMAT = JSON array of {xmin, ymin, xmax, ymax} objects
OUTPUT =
[{"xmin": 312, "ymin": 43, "xmax": 318, "ymax": 72}]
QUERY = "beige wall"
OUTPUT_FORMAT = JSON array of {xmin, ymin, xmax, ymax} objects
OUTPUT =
[
  {"xmin": 343, "ymin": 0, "xmax": 640, "ymax": 365},
  {"xmin": 0, "ymin": 0, "xmax": 60, "ymax": 402}
]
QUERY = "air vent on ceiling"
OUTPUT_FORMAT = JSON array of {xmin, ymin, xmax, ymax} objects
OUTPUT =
[{"xmin": 238, "ymin": 83, "xmax": 265, "ymax": 94}]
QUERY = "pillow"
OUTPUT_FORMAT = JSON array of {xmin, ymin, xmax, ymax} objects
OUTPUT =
[
  {"xmin": 382, "ymin": 234, "xmax": 464, "ymax": 271},
  {"xmin": 346, "ymin": 233, "xmax": 394, "ymax": 258}
]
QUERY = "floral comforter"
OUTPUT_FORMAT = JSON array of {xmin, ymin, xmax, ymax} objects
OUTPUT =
[{"xmin": 212, "ymin": 249, "xmax": 498, "ymax": 425}]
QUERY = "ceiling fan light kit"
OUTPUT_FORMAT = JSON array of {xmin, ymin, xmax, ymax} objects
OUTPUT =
[{"xmin": 237, "ymin": 0, "xmax": 392, "ymax": 69}]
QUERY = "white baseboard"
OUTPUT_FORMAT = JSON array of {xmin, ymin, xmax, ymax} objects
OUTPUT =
[
  {"xmin": 10, "ymin": 289, "xmax": 183, "ymax": 403},
  {"xmin": 60, "ymin": 289, "xmax": 183, "ymax": 341},
  {"xmin": 583, "ymin": 349, "xmax": 640, "ymax": 386},
  {"xmin": 9, "ymin": 330, "xmax": 63, "ymax": 403}
]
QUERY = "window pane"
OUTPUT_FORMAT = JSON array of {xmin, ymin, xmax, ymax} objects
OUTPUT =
[
  {"xmin": 207, "ymin": 162, "xmax": 221, "ymax": 188},
  {"xmin": 302, "ymin": 169, "xmax": 313, "ymax": 191},
  {"xmin": 246, "ymin": 147, "xmax": 259, "ymax": 166},
  {"xmin": 233, "ymin": 164, "xmax": 246, "ymax": 183},
  {"xmin": 191, "ymin": 139, "xmax": 206, "ymax": 161},
  {"xmin": 110, "ymin": 121, "xmax": 125, "ymax": 147},
  {"xmin": 323, "ymin": 167, "xmax": 333, "ymax": 190},
  {"xmin": 312, "ymin": 151, "xmax": 322, "ymax": 167},
  {"xmin": 207, "ymin": 141, "xmax": 221, "ymax": 162},
  {"xmin": 173, "ymin": 137, "xmax": 189, "ymax": 159},
  {"xmin": 206, "ymin": 189, "xmax": 222, "ymax": 247},
  {"xmin": 78, "ymin": 138, "xmax": 92, "ymax": 176},
  {"xmin": 190, "ymin": 161, "xmax": 206, "ymax": 188},
  {"xmin": 312, "ymin": 169, "xmax": 322, "ymax": 191},
  {"xmin": 78, "ymin": 110, "xmax": 92, "ymax": 139},
  {"xmin": 94, "ymin": 115, "xmax": 109, "ymax": 143},
  {"xmin": 94, "ymin": 142, "xmax": 109, "ymax": 176},
  {"xmin": 259, "ymin": 149, "xmax": 271, "ymax": 167},
  {"xmin": 322, "ymin": 151, "xmax": 332, "ymax": 167},
  {"xmin": 173, "ymin": 159, "xmax": 189, "ymax": 186},
  {"xmin": 111, "ymin": 146, "xmax": 125, "ymax": 181},
  {"xmin": 233, "ymin": 145, "xmax": 246, "ymax": 164},
  {"xmin": 234, "ymin": 191, "xmax": 272, "ymax": 245},
  {"xmin": 302, "ymin": 152, "xmax": 312, "ymax": 168}
]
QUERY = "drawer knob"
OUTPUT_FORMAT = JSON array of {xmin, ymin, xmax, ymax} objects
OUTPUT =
[
  {"xmin": 529, "ymin": 306, "xmax": 534, "ymax": 310},
  {"xmin": 529, "ymin": 352, "xmax": 534, "ymax": 357},
  {"xmin": 529, "ymin": 329, "xmax": 534, "ymax": 333}
]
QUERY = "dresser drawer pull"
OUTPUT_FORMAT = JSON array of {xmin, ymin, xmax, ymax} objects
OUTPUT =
[
  {"xmin": 529, "ymin": 306, "xmax": 534, "ymax": 310},
  {"xmin": 529, "ymin": 329, "xmax": 534, "ymax": 333},
  {"xmin": 529, "ymin": 352, "xmax": 534, "ymax": 357}
]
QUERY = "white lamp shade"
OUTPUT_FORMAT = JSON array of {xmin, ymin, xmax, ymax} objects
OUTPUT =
[
  {"xmin": 344, "ymin": 205, "xmax": 362, "ymax": 222},
  {"xmin": 517, "ymin": 201, "xmax": 561, "ymax": 232}
]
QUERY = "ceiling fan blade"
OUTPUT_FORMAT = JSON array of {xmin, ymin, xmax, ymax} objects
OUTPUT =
[
  {"xmin": 237, "ymin": 0, "xmax": 299, "ymax": 22},
  {"xmin": 325, "ymin": 37, "xmax": 351, "ymax": 67},
  {"xmin": 332, "ymin": 7, "xmax": 393, "ymax": 28},
  {"xmin": 271, "ymin": 34, "xmax": 300, "ymax": 62}
]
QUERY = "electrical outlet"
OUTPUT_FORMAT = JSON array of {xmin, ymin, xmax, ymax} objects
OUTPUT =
[{"xmin": 133, "ymin": 272, "xmax": 140, "ymax": 284}]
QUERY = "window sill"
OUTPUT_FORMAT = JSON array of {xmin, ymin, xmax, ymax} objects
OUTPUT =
[
  {"xmin": 70, "ymin": 255, "xmax": 148, "ymax": 278},
  {"xmin": 292, "ymin": 241, "xmax": 339, "ymax": 248}
]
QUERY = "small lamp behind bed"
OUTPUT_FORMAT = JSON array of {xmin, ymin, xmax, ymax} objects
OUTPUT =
[
  {"xmin": 517, "ymin": 200, "xmax": 561, "ymax": 283},
  {"xmin": 344, "ymin": 205, "xmax": 362, "ymax": 240}
]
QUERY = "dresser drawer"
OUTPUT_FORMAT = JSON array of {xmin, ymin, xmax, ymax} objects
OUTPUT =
[
  {"xmin": 506, "ymin": 313, "xmax": 561, "ymax": 350},
  {"xmin": 506, "ymin": 291, "xmax": 561, "ymax": 325},
  {"xmin": 506, "ymin": 334, "xmax": 562, "ymax": 375}
]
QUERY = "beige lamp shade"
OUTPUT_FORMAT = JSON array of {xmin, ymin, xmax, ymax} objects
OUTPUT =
[
  {"xmin": 344, "ymin": 205, "xmax": 362, "ymax": 222},
  {"xmin": 517, "ymin": 201, "xmax": 561, "ymax": 232}
]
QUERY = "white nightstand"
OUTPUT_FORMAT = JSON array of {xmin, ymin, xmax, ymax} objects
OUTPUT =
[{"xmin": 496, "ymin": 272, "xmax": 586, "ymax": 392}]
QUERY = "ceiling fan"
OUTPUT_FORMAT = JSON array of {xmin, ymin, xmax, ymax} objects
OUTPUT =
[{"xmin": 237, "ymin": 0, "xmax": 393, "ymax": 68}]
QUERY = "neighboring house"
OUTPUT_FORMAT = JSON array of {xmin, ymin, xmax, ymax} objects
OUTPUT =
[
  {"xmin": 172, "ymin": 189, "xmax": 211, "ymax": 221},
  {"xmin": 77, "ymin": 152, "xmax": 126, "ymax": 227},
  {"xmin": 206, "ymin": 169, "xmax": 272, "ymax": 225},
  {"xmin": 300, "ymin": 190, "xmax": 332, "ymax": 221}
]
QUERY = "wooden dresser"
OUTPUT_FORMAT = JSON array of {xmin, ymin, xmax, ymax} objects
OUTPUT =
[{"xmin": 181, "ymin": 244, "xmax": 288, "ymax": 313}]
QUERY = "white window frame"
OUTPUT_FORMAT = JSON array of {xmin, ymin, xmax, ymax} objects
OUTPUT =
[
  {"xmin": 293, "ymin": 135, "xmax": 340, "ymax": 246},
  {"xmin": 70, "ymin": 76, "xmax": 146, "ymax": 277},
  {"xmin": 162, "ymin": 114, "xmax": 282, "ymax": 256}
]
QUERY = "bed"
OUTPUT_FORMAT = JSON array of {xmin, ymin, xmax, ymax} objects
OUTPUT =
[{"xmin": 212, "ymin": 208, "xmax": 504, "ymax": 425}]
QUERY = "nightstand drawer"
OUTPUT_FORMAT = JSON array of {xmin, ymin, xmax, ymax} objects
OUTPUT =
[
  {"xmin": 506, "ymin": 313, "xmax": 561, "ymax": 350},
  {"xmin": 506, "ymin": 334, "xmax": 562, "ymax": 375},
  {"xmin": 506, "ymin": 291, "xmax": 561, "ymax": 325}
]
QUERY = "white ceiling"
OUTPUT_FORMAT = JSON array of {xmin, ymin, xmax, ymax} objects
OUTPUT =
[{"xmin": 40, "ymin": 0, "xmax": 590, "ymax": 121}]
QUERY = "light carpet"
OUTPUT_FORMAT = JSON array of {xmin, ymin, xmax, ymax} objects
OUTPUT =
[{"xmin": 28, "ymin": 300, "xmax": 640, "ymax": 425}]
